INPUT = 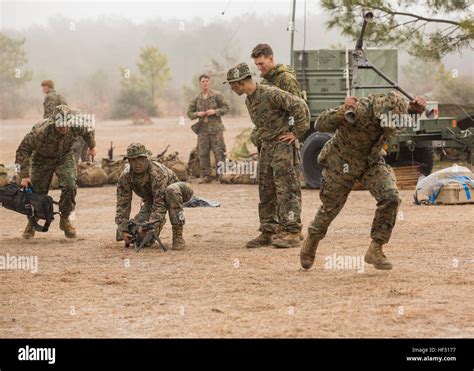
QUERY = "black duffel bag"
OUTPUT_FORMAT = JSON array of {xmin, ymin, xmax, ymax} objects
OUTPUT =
[{"xmin": 0, "ymin": 183, "xmax": 58, "ymax": 232}]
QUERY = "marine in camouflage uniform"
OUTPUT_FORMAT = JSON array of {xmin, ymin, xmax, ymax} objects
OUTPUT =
[
  {"xmin": 15, "ymin": 104, "xmax": 97, "ymax": 239},
  {"xmin": 115, "ymin": 143, "xmax": 193, "ymax": 251},
  {"xmin": 300, "ymin": 91, "xmax": 427, "ymax": 270},
  {"xmin": 187, "ymin": 77, "xmax": 230, "ymax": 183},
  {"xmin": 42, "ymin": 80, "xmax": 67, "ymax": 119},
  {"xmin": 226, "ymin": 63, "xmax": 310, "ymax": 249},
  {"xmin": 41, "ymin": 80, "xmax": 87, "ymax": 164}
]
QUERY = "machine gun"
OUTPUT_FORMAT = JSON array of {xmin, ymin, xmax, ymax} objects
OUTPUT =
[
  {"xmin": 126, "ymin": 220, "xmax": 168, "ymax": 253},
  {"xmin": 345, "ymin": 11, "xmax": 434, "ymax": 123},
  {"xmin": 108, "ymin": 141, "xmax": 114, "ymax": 160}
]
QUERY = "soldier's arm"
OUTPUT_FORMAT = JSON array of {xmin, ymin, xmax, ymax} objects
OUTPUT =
[
  {"xmin": 115, "ymin": 173, "xmax": 133, "ymax": 232},
  {"xmin": 15, "ymin": 130, "xmax": 39, "ymax": 178},
  {"xmin": 43, "ymin": 95, "xmax": 54, "ymax": 118},
  {"xmin": 149, "ymin": 176, "xmax": 168, "ymax": 235},
  {"xmin": 187, "ymin": 98, "xmax": 199, "ymax": 120},
  {"xmin": 270, "ymin": 90, "xmax": 310, "ymax": 139},
  {"xmin": 75, "ymin": 126, "xmax": 96, "ymax": 149},
  {"xmin": 315, "ymin": 105, "xmax": 345, "ymax": 133},
  {"xmin": 215, "ymin": 93, "xmax": 230, "ymax": 117},
  {"xmin": 281, "ymin": 72, "xmax": 303, "ymax": 98}
]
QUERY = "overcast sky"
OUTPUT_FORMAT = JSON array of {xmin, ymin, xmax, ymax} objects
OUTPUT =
[{"xmin": 1, "ymin": 0, "xmax": 322, "ymax": 30}]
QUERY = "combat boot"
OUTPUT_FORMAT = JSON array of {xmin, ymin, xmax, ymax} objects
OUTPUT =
[
  {"xmin": 300, "ymin": 233, "xmax": 320, "ymax": 269},
  {"xmin": 172, "ymin": 225, "xmax": 185, "ymax": 251},
  {"xmin": 272, "ymin": 232, "xmax": 301, "ymax": 249},
  {"xmin": 364, "ymin": 241, "xmax": 393, "ymax": 270},
  {"xmin": 22, "ymin": 221, "xmax": 35, "ymax": 240},
  {"xmin": 246, "ymin": 232, "xmax": 274, "ymax": 248},
  {"xmin": 59, "ymin": 215, "xmax": 77, "ymax": 238}
]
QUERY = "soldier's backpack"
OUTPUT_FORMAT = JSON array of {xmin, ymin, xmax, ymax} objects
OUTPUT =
[{"xmin": 0, "ymin": 183, "xmax": 58, "ymax": 232}]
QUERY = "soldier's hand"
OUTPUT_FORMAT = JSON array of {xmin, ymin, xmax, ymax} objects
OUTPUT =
[
  {"xmin": 409, "ymin": 96, "xmax": 426, "ymax": 114},
  {"xmin": 196, "ymin": 111, "xmax": 207, "ymax": 118},
  {"xmin": 122, "ymin": 232, "xmax": 132, "ymax": 245},
  {"xmin": 206, "ymin": 109, "xmax": 216, "ymax": 116},
  {"xmin": 279, "ymin": 132, "xmax": 296, "ymax": 144},
  {"xmin": 20, "ymin": 177, "xmax": 31, "ymax": 188},
  {"xmin": 344, "ymin": 96, "xmax": 358, "ymax": 111},
  {"xmin": 87, "ymin": 147, "xmax": 97, "ymax": 158}
]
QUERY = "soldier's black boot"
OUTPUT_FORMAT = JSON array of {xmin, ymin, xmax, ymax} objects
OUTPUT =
[
  {"xmin": 60, "ymin": 215, "xmax": 77, "ymax": 238},
  {"xmin": 300, "ymin": 233, "xmax": 320, "ymax": 269},
  {"xmin": 364, "ymin": 241, "xmax": 392, "ymax": 270}
]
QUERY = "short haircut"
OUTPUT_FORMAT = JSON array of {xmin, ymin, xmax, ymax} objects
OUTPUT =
[
  {"xmin": 41, "ymin": 80, "xmax": 54, "ymax": 89},
  {"xmin": 251, "ymin": 43, "xmax": 274, "ymax": 58},
  {"xmin": 199, "ymin": 74, "xmax": 210, "ymax": 81}
]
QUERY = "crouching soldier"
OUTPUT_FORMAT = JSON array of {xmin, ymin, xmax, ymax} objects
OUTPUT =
[
  {"xmin": 15, "ymin": 104, "xmax": 97, "ymax": 239},
  {"xmin": 115, "ymin": 143, "xmax": 193, "ymax": 251}
]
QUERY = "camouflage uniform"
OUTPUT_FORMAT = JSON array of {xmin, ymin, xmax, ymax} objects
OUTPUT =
[
  {"xmin": 187, "ymin": 89, "xmax": 230, "ymax": 178},
  {"xmin": 115, "ymin": 144, "xmax": 193, "ymax": 239},
  {"xmin": 308, "ymin": 91, "xmax": 408, "ymax": 244},
  {"xmin": 43, "ymin": 89, "xmax": 67, "ymax": 119},
  {"xmin": 244, "ymin": 83, "xmax": 309, "ymax": 234},
  {"xmin": 15, "ymin": 105, "xmax": 96, "ymax": 217}
]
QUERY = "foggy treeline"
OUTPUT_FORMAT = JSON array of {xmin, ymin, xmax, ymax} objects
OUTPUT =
[{"xmin": 2, "ymin": 11, "xmax": 473, "ymax": 119}]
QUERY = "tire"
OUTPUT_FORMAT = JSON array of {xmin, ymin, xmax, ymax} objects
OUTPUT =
[
  {"xmin": 301, "ymin": 132, "xmax": 332, "ymax": 189},
  {"xmin": 385, "ymin": 147, "xmax": 435, "ymax": 176}
]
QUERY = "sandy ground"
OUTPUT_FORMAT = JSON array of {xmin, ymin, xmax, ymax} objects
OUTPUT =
[{"xmin": 0, "ymin": 117, "xmax": 473, "ymax": 338}]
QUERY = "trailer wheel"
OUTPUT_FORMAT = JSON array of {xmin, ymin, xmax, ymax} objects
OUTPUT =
[
  {"xmin": 385, "ymin": 147, "xmax": 435, "ymax": 176},
  {"xmin": 301, "ymin": 132, "xmax": 332, "ymax": 189}
]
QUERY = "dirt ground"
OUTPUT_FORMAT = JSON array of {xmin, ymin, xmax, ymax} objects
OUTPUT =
[{"xmin": 0, "ymin": 117, "xmax": 473, "ymax": 338}]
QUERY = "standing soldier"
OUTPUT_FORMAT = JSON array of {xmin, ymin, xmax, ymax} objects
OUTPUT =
[
  {"xmin": 300, "ymin": 92, "xmax": 426, "ymax": 270},
  {"xmin": 226, "ymin": 63, "xmax": 310, "ymax": 249},
  {"xmin": 15, "ymin": 105, "xmax": 97, "ymax": 239},
  {"xmin": 187, "ymin": 74, "xmax": 230, "ymax": 183},
  {"xmin": 41, "ymin": 80, "xmax": 67, "ymax": 119},
  {"xmin": 116, "ymin": 143, "xmax": 193, "ymax": 251}
]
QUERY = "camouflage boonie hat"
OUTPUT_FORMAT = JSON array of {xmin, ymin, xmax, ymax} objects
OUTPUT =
[
  {"xmin": 224, "ymin": 62, "xmax": 254, "ymax": 84},
  {"xmin": 371, "ymin": 91, "xmax": 409, "ymax": 119},
  {"xmin": 124, "ymin": 143, "xmax": 152, "ymax": 159}
]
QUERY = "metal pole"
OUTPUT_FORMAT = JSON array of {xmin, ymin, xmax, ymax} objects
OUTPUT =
[{"xmin": 290, "ymin": 0, "xmax": 296, "ymax": 67}]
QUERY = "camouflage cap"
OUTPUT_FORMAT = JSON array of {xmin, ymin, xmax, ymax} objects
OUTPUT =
[
  {"xmin": 223, "ymin": 62, "xmax": 253, "ymax": 84},
  {"xmin": 124, "ymin": 143, "xmax": 152, "ymax": 159},
  {"xmin": 371, "ymin": 91, "xmax": 409, "ymax": 119},
  {"xmin": 41, "ymin": 80, "xmax": 54, "ymax": 89}
]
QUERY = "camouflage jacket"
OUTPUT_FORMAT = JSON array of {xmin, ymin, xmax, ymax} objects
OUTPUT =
[
  {"xmin": 261, "ymin": 64, "xmax": 303, "ymax": 98},
  {"xmin": 187, "ymin": 89, "xmax": 230, "ymax": 133},
  {"xmin": 15, "ymin": 119, "xmax": 96, "ymax": 178},
  {"xmin": 115, "ymin": 160, "xmax": 179, "ymax": 233},
  {"xmin": 316, "ymin": 91, "xmax": 409, "ymax": 171},
  {"xmin": 245, "ymin": 83, "xmax": 310, "ymax": 143},
  {"xmin": 43, "ymin": 90, "xmax": 67, "ymax": 119}
]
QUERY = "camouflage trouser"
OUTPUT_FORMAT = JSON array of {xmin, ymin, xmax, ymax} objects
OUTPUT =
[
  {"xmin": 197, "ymin": 128, "xmax": 226, "ymax": 177},
  {"xmin": 308, "ymin": 162, "xmax": 401, "ymax": 245},
  {"xmin": 135, "ymin": 182, "xmax": 193, "ymax": 233},
  {"xmin": 258, "ymin": 140, "xmax": 302, "ymax": 234},
  {"xmin": 71, "ymin": 137, "xmax": 89, "ymax": 165},
  {"xmin": 30, "ymin": 152, "xmax": 77, "ymax": 216}
]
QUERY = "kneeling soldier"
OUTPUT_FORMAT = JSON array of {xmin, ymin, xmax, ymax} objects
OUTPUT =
[{"xmin": 115, "ymin": 143, "xmax": 193, "ymax": 251}]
